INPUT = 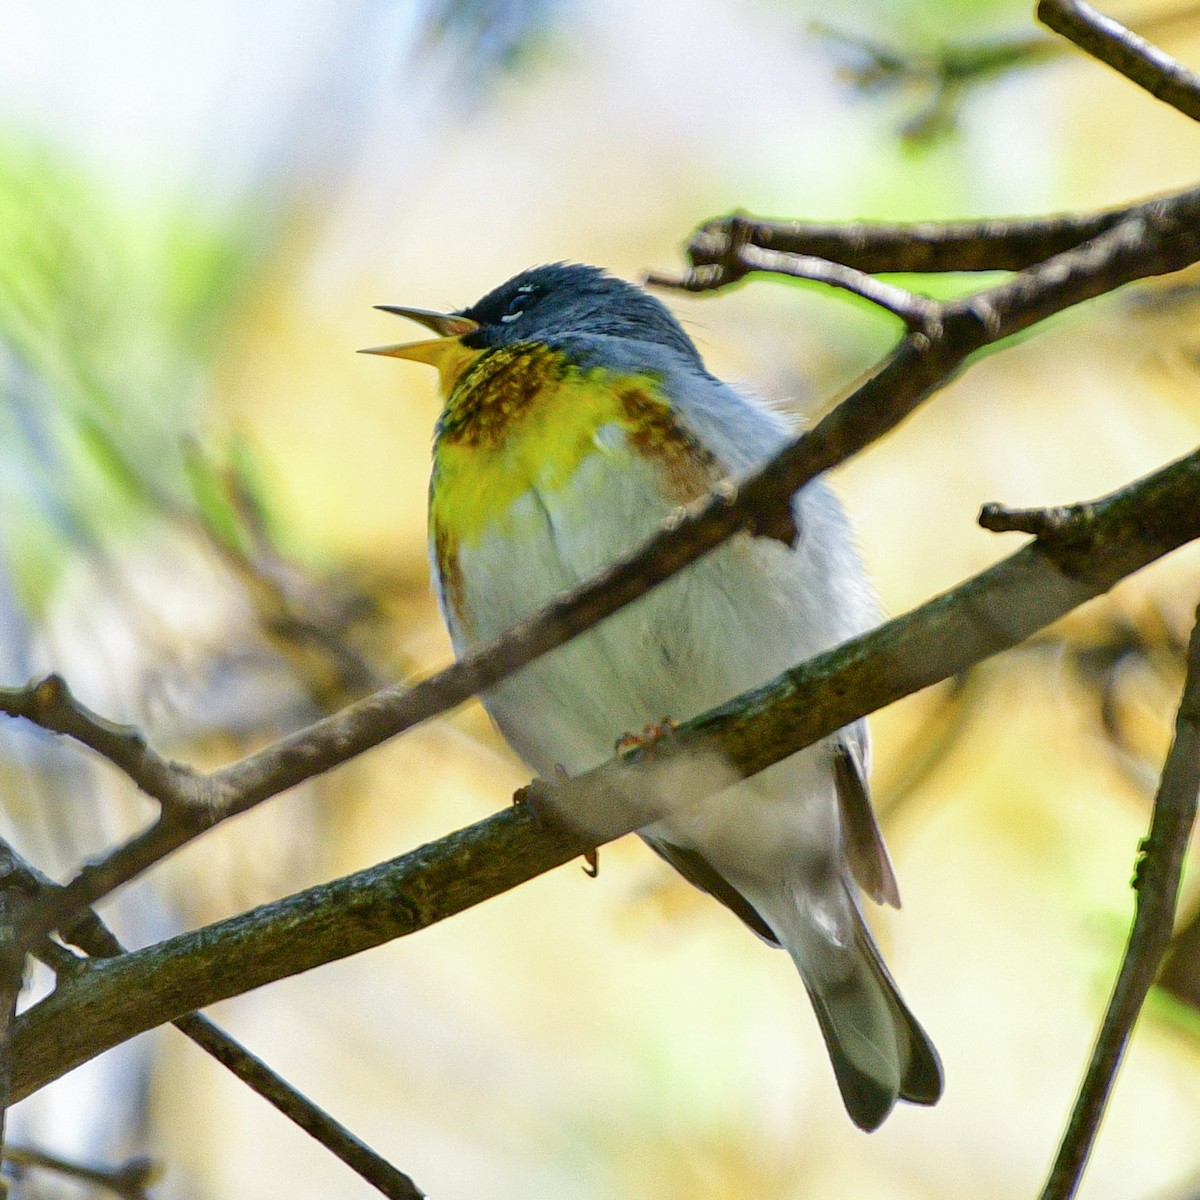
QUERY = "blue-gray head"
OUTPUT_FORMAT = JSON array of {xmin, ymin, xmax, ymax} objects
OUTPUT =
[
  {"xmin": 363, "ymin": 263, "xmax": 705, "ymax": 381},
  {"xmin": 456, "ymin": 263, "xmax": 703, "ymax": 366}
]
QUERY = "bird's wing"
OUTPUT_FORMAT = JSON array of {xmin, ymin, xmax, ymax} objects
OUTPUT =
[
  {"xmin": 833, "ymin": 735, "xmax": 901, "ymax": 909},
  {"xmin": 642, "ymin": 835, "xmax": 781, "ymax": 945}
]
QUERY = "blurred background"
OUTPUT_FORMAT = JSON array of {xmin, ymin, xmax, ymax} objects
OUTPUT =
[{"xmin": 2, "ymin": 0, "xmax": 1200, "ymax": 1197}]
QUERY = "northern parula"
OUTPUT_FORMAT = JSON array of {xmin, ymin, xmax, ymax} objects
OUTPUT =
[{"xmin": 365, "ymin": 263, "xmax": 942, "ymax": 1130}]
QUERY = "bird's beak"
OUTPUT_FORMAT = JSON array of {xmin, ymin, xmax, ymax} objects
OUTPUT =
[{"xmin": 360, "ymin": 306, "xmax": 483, "ymax": 392}]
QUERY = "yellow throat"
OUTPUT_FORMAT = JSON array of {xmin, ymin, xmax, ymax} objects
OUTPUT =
[{"xmin": 429, "ymin": 342, "xmax": 719, "ymax": 552}]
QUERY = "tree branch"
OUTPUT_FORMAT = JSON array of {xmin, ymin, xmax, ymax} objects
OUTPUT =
[
  {"xmin": 676, "ymin": 185, "xmax": 1196, "ymax": 282},
  {"xmin": 30, "ymin": 947, "xmax": 425, "ymax": 1200},
  {"xmin": 0, "ymin": 675, "xmax": 204, "ymax": 807},
  {"xmin": 648, "ymin": 244, "xmax": 945, "ymax": 332},
  {"xmin": 10, "ymin": 443, "xmax": 1200, "ymax": 1103},
  {"xmin": 170, "ymin": 1015, "xmax": 425, "ymax": 1200},
  {"xmin": 10, "ymin": 180, "xmax": 1200, "ymax": 954},
  {"xmin": 1039, "ymin": 0, "xmax": 1200, "ymax": 121},
  {"xmin": 1039, "ymin": 602, "xmax": 1200, "ymax": 1200}
]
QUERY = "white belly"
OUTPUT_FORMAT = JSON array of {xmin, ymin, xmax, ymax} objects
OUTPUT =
[{"xmin": 438, "ymin": 428, "xmax": 873, "ymax": 790}]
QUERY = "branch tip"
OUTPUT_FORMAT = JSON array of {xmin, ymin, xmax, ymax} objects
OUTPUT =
[
  {"xmin": 978, "ymin": 503, "xmax": 1076, "ymax": 536},
  {"xmin": 1039, "ymin": 0, "xmax": 1200, "ymax": 122}
]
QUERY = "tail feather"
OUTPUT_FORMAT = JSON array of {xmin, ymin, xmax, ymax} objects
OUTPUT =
[
  {"xmin": 805, "ymin": 972, "xmax": 902, "ymax": 1131},
  {"xmin": 775, "ymin": 884, "xmax": 943, "ymax": 1131}
]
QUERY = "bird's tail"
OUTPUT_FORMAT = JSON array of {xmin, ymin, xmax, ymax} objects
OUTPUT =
[{"xmin": 770, "ymin": 883, "xmax": 943, "ymax": 1131}]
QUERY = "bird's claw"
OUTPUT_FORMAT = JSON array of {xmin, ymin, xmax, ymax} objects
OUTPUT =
[
  {"xmin": 515, "ymin": 766, "xmax": 598, "ymax": 878},
  {"xmin": 515, "ymin": 764, "xmax": 569, "ymax": 822}
]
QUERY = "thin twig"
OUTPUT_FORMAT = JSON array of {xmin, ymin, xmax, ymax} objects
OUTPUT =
[
  {"xmin": 36, "ymin": 937, "xmax": 425, "ymax": 1200},
  {"xmin": 3, "ymin": 1144, "xmax": 159, "ymax": 1200},
  {"xmin": 650, "ymin": 244, "xmax": 945, "ymax": 334},
  {"xmin": 1039, "ymin": 602, "xmax": 1200, "ymax": 1200},
  {"xmin": 83, "ymin": 415, "xmax": 390, "ymax": 713},
  {"xmin": 0, "ymin": 675, "xmax": 204, "ymax": 807},
  {"xmin": 173, "ymin": 1015, "xmax": 426, "ymax": 1200},
  {"xmin": 815, "ymin": 21, "xmax": 1056, "ymax": 143},
  {"xmin": 11, "ymin": 443, "xmax": 1200, "ymax": 1103},
  {"xmin": 1039, "ymin": 0, "xmax": 1200, "ymax": 121},
  {"xmin": 813, "ymin": 21, "xmax": 1060, "ymax": 94},
  {"xmin": 5, "ymin": 844, "xmax": 427, "ymax": 1200}
]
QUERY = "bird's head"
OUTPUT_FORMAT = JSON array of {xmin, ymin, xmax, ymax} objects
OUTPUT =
[{"xmin": 361, "ymin": 263, "xmax": 703, "ymax": 392}]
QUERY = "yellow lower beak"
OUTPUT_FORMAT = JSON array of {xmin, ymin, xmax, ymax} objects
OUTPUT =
[{"xmin": 360, "ymin": 307, "xmax": 483, "ymax": 393}]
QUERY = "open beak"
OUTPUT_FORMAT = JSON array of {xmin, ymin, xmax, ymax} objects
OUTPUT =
[{"xmin": 360, "ymin": 306, "xmax": 483, "ymax": 391}]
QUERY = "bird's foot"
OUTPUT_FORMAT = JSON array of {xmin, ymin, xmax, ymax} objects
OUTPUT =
[
  {"xmin": 515, "ymin": 764, "xmax": 569, "ymax": 821},
  {"xmin": 614, "ymin": 717, "xmax": 678, "ymax": 758},
  {"xmin": 515, "ymin": 766, "xmax": 599, "ymax": 878}
]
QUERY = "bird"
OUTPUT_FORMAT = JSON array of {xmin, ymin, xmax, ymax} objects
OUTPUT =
[{"xmin": 363, "ymin": 262, "xmax": 942, "ymax": 1130}]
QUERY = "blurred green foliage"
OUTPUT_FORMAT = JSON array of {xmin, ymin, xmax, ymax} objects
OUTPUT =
[{"xmin": 0, "ymin": 138, "xmax": 269, "ymax": 613}]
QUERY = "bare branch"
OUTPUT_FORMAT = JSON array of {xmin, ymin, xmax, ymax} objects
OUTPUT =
[
  {"xmin": 680, "ymin": 186, "xmax": 1195, "ymax": 282},
  {"xmin": 819, "ymin": 22, "xmax": 1056, "ymax": 143},
  {"xmin": 12, "ymin": 850, "xmax": 426, "ymax": 1200},
  {"xmin": 649, "ymin": 244, "xmax": 945, "ymax": 333},
  {"xmin": 814, "ymin": 20, "xmax": 1059, "ymax": 95},
  {"xmin": 11, "ymin": 443, "xmax": 1200, "ymax": 1103},
  {"xmin": 1039, "ymin": 603, "xmax": 1200, "ymax": 1200},
  {"xmin": 1039, "ymin": 0, "xmax": 1200, "ymax": 121},
  {"xmin": 32, "ymin": 946, "xmax": 426, "ymax": 1200},
  {"xmin": 169, "ymin": 1017, "xmax": 425, "ymax": 1200},
  {"xmin": 0, "ymin": 675, "xmax": 205, "ymax": 807}
]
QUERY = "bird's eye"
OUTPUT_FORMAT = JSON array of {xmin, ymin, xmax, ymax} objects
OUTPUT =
[{"xmin": 499, "ymin": 286, "xmax": 536, "ymax": 323}]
